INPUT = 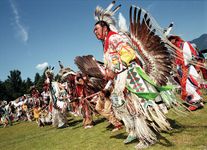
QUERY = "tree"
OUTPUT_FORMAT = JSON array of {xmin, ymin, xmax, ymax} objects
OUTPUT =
[
  {"xmin": 4, "ymin": 70, "xmax": 23, "ymax": 100},
  {"xmin": 34, "ymin": 72, "xmax": 44, "ymax": 93},
  {"xmin": 22, "ymin": 77, "xmax": 33, "ymax": 94},
  {"xmin": 0, "ymin": 80, "xmax": 7, "ymax": 100},
  {"xmin": 34, "ymin": 73, "xmax": 41, "ymax": 86}
]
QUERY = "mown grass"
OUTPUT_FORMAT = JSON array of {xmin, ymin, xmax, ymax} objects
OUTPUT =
[{"xmin": 0, "ymin": 96, "xmax": 207, "ymax": 150}]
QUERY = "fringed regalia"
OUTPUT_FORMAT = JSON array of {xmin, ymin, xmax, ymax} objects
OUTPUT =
[
  {"xmin": 103, "ymin": 29, "xmax": 172, "ymax": 147},
  {"xmin": 75, "ymin": 73, "xmax": 94, "ymax": 128},
  {"xmin": 58, "ymin": 61, "xmax": 95, "ymax": 128},
  {"xmin": 168, "ymin": 36, "xmax": 204, "ymax": 110},
  {"xmin": 45, "ymin": 67, "xmax": 67, "ymax": 128},
  {"xmin": 93, "ymin": 2, "xmax": 176, "ymax": 149},
  {"xmin": 74, "ymin": 1, "xmax": 191, "ymax": 148}
]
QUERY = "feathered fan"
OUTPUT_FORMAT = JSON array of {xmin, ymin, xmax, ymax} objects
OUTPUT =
[
  {"xmin": 129, "ymin": 6, "xmax": 172, "ymax": 86},
  {"xmin": 74, "ymin": 55, "xmax": 105, "ymax": 79}
]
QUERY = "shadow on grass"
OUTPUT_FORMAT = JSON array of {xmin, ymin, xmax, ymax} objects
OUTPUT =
[
  {"xmin": 108, "ymin": 119, "xmax": 186, "ymax": 147},
  {"xmin": 68, "ymin": 119, "xmax": 83, "ymax": 127},
  {"xmin": 150, "ymin": 119, "xmax": 182, "ymax": 148},
  {"xmin": 183, "ymin": 125, "xmax": 207, "ymax": 129},
  {"xmin": 168, "ymin": 119, "xmax": 183, "ymax": 128},
  {"xmin": 110, "ymin": 132, "xmax": 173, "ymax": 146},
  {"xmin": 165, "ymin": 119, "xmax": 185, "ymax": 135},
  {"xmin": 167, "ymin": 118, "xmax": 207, "ymax": 130},
  {"xmin": 71, "ymin": 124, "xmax": 83, "ymax": 129},
  {"xmin": 66, "ymin": 116, "xmax": 106, "ymax": 129},
  {"xmin": 106, "ymin": 123, "xmax": 114, "ymax": 131},
  {"xmin": 177, "ymin": 124, "xmax": 207, "ymax": 137},
  {"xmin": 156, "ymin": 119, "xmax": 207, "ymax": 148},
  {"xmin": 156, "ymin": 133, "xmax": 174, "ymax": 147},
  {"xmin": 93, "ymin": 117, "xmax": 106, "ymax": 125},
  {"xmin": 110, "ymin": 132, "xmax": 127, "ymax": 140}
]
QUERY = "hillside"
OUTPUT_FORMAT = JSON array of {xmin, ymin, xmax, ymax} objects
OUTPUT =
[{"xmin": 191, "ymin": 34, "xmax": 207, "ymax": 50}]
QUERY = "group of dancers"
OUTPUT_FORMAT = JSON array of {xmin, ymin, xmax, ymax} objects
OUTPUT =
[{"xmin": 1, "ymin": 1, "xmax": 206, "ymax": 149}]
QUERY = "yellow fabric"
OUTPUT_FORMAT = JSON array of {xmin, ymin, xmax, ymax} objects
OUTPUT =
[
  {"xmin": 119, "ymin": 44, "xmax": 136, "ymax": 65},
  {"xmin": 111, "ymin": 55, "xmax": 119, "ymax": 65},
  {"xmin": 33, "ymin": 107, "xmax": 40, "ymax": 119},
  {"xmin": 22, "ymin": 104, "xmax": 28, "ymax": 111}
]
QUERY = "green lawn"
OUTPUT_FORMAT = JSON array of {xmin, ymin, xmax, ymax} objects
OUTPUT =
[{"xmin": 0, "ymin": 101, "xmax": 207, "ymax": 150}]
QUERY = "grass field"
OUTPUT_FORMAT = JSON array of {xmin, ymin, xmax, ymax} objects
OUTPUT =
[{"xmin": 0, "ymin": 98, "xmax": 207, "ymax": 150}]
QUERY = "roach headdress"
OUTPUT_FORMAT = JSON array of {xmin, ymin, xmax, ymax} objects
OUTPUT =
[{"xmin": 94, "ymin": 0, "xmax": 121, "ymax": 32}]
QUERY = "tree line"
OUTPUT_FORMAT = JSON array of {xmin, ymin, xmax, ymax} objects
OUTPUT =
[{"xmin": 0, "ymin": 69, "xmax": 46, "ymax": 102}]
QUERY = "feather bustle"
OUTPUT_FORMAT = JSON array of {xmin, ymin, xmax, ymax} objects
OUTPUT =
[{"xmin": 129, "ymin": 6, "xmax": 173, "ymax": 86}]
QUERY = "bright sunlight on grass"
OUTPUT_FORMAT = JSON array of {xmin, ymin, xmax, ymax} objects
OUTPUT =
[{"xmin": 0, "ymin": 93, "xmax": 207, "ymax": 150}]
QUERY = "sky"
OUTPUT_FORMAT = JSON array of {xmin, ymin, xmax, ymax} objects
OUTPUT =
[{"xmin": 0, "ymin": 0, "xmax": 207, "ymax": 81}]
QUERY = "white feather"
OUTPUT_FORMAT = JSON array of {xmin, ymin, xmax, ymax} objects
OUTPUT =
[
  {"xmin": 105, "ymin": 0, "xmax": 115, "ymax": 12},
  {"xmin": 118, "ymin": 13, "xmax": 128, "ymax": 33},
  {"xmin": 164, "ymin": 22, "xmax": 174, "ymax": 36}
]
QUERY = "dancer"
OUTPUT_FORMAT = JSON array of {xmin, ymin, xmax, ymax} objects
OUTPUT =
[
  {"xmin": 92, "ymin": 1, "xmax": 173, "ymax": 149},
  {"xmin": 168, "ymin": 35, "xmax": 204, "ymax": 110}
]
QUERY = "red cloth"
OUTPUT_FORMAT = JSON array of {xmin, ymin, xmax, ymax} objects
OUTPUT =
[
  {"xmin": 174, "ymin": 40, "xmax": 188, "ymax": 100},
  {"xmin": 49, "ymin": 102, "xmax": 53, "ymax": 112},
  {"xmin": 174, "ymin": 40, "xmax": 184, "ymax": 66},
  {"xmin": 201, "ymin": 68, "xmax": 207, "ymax": 80},
  {"xmin": 180, "ymin": 65, "xmax": 188, "ymax": 100},
  {"xmin": 104, "ymin": 31, "xmax": 117, "ymax": 53},
  {"xmin": 189, "ymin": 74, "xmax": 199, "ymax": 87},
  {"xmin": 174, "ymin": 40, "xmax": 201, "ymax": 100},
  {"xmin": 187, "ymin": 42, "xmax": 197, "ymax": 56},
  {"xmin": 76, "ymin": 85, "xmax": 84, "ymax": 97}
]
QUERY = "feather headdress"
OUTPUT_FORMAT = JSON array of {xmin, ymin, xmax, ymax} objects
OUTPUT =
[
  {"xmin": 45, "ymin": 66, "xmax": 54, "ymax": 79},
  {"xmin": 58, "ymin": 61, "xmax": 76, "ymax": 81},
  {"xmin": 94, "ymin": 0, "xmax": 121, "ymax": 32}
]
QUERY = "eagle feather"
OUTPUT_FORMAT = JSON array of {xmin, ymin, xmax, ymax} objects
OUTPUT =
[{"xmin": 129, "ymin": 6, "xmax": 172, "ymax": 86}]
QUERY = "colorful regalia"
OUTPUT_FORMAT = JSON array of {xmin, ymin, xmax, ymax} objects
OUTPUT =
[
  {"xmin": 168, "ymin": 35, "xmax": 204, "ymax": 110},
  {"xmin": 74, "ymin": 1, "xmax": 194, "ymax": 149},
  {"xmin": 45, "ymin": 67, "xmax": 68, "ymax": 128},
  {"xmin": 75, "ymin": 1, "xmax": 180, "ymax": 149}
]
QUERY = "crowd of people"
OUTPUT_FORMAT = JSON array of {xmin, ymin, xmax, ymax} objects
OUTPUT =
[
  {"xmin": 0, "ymin": 1, "xmax": 207, "ymax": 149},
  {"xmin": 0, "ymin": 85, "xmax": 67, "ymax": 128}
]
